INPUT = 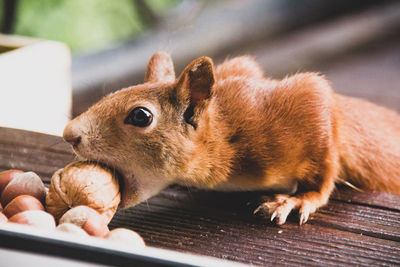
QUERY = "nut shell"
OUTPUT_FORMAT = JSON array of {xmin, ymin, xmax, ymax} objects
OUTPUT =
[
  {"xmin": 59, "ymin": 205, "xmax": 109, "ymax": 237},
  {"xmin": 56, "ymin": 223, "xmax": 89, "ymax": 237},
  {"xmin": 105, "ymin": 228, "xmax": 145, "ymax": 247},
  {"xmin": 1, "ymin": 172, "xmax": 46, "ymax": 207},
  {"xmin": 8, "ymin": 210, "xmax": 55, "ymax": 229},
  {"xmin": 0, "ymin": 170, "xmax": 24, "ymax": 195},
  {"xmin": 46, "ymin": 162, "xmax": 120, "ymax": 223},
  {"xmin": 0, "ymin": 212, "xmax": 7, "ymax": 222},
  {"xmin": 3, "ymin": 195, "xmax": 45, "ymax": 218}
]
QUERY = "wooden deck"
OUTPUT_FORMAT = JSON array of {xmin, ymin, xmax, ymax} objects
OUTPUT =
[{"xmin": 0, "ymin": 126, "xmax": 399, "ymax": 266}]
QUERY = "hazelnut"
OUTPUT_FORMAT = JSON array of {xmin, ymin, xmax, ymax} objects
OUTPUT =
[
  {"xmin": 8, "ymin": 210, "xmax": 56, "ymax": 229},
  {"xmin": 59, "ymin": 206, "xmax": 109, "ymax": 237},
  {"xmin": 0, "ymin": 169, "xmax": 24, "ymax": 195},
  {"xmin": 0, "ymin": 212, "xmax": 7, "ymax": 222},
  {"xmin": 105, "ymin": 228, "xmax": 145, "ymax": 247},
  {"xmin": 1, "ymin": 172, "xmax": 46, "ymax": 207},
  {"xmin": 3, "ymin": 195, "xmax": 45, "ymax": 218},
  {"xmin": 46, "ymin": 162, "xmax": 120, "ymax": 223},
  {"xmin": 56, "ymin": 223, "xmax": 89, "ymax": 237}
]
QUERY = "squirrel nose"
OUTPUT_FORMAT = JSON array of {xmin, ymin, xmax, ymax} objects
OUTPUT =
[
  {"xmin": 63, "ymin": 123, "xmax": 82, "ymax": 147},
  {"xmin": 65, "ymin": 135, "xmax": 81, "ymax": 147}
]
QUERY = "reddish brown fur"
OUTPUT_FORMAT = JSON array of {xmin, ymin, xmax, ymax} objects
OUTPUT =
[
  {"xmin": 63, "ymin": 52, "xmax": 400, "ymax": 225},
  {"xmin": 337, "ymin": 95, "xmax": 400, "ymax": 193}
]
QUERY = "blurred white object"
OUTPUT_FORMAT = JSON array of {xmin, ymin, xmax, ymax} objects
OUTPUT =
[{"xmin": 0, "ymin": 34, "xmax": 71, "ymax": 136}]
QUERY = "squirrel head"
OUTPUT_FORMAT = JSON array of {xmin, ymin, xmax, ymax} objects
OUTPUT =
[{"xmin": 63, "ymin": 52, "xmax": 216, "ymax": 208}]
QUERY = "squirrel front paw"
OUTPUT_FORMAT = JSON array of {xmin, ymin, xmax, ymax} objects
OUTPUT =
[{"xmin": 254, "ymin": 194, "xmax": 318, "ymax": 225}]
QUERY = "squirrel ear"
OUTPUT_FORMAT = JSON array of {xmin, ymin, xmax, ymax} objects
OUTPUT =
[
  {"xmin": 144, "ymin": 52, "xmax": 175, "ymax": 83},
  {"xmin": 176, "ymin": 56, "xmax": 215, "ymax": 107}
]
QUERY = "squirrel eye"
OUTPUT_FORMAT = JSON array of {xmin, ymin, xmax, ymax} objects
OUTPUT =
[{"xmin": 124, "ymin": 107, "xmax": 153, "ymax": 127}]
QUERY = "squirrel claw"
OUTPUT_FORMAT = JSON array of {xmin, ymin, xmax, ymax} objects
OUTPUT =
[
  {"xmin": 299, "ymin": 200, "xmax": 315, "ymax": 225},
  {"xmin": 255, "ymin": 195, "xmax": 318, "ymax": 225},
  {"xmin": 299, "ymin": 212, "xmax": 309, "ymax": 225},
  {"xmin": 270, "ymin": 211, "xmax": 277, "ymax": 222},
  {"xmin": 253, "ymin": 204, "xmax": 263, "ymax": 215}
]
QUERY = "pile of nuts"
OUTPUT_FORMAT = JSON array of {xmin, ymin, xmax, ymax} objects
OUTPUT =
[{"xmin": 0, "ymin": 162, "xmax": 144, "ymax": 247}]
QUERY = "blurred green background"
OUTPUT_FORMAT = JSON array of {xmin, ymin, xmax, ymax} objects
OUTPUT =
[{"xmin": 0, "ymin": 0, "xmax": 178, "ymax": 53}]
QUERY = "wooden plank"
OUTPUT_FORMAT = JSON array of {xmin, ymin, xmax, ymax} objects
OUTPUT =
[
  {"xmin": 332, "ymin": 187, "xmax": 400, "ymax": 211},
  {"xmin": 0, "ymin": 142, "xmax": 75, "ymax": 182},
  {"xmin": 0, "ymin": 127, "xmax": 71, "ymax": 154},
  {"xmin": 311, "ymin": 200, "xmax": 400, "ymax": 241},
  {"xmin": 0, "ymin": 127, "xmax": 75, "ymax": 182},
  {"xmin": 110, "ymin": 188, "xmax": 400, "ymax": 266}
]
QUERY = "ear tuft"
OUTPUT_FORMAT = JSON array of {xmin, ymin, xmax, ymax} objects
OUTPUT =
[{"xmin": 144, "ymin": 52, "xmax": 175, "ymax": 83}]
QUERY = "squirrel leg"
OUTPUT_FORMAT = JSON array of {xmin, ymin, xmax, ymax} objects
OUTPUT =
[{"xmin": 255, "ymin": 151, "xmax": 338, "ymax": 225}]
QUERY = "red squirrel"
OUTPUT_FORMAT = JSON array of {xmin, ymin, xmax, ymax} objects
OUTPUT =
[{"xmin": 63, "ymin": 52, "xmax": 400, "ymax": 225}]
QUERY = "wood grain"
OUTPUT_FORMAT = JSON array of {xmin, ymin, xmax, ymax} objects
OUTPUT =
[
  {"xmin": 0, "ymin": 127, "xmax": 75, "ymax": 182},
  {"xmin": 110, "ymin": 187, "xmax": 400, "ymax": 266},
  {"xmin": 333, "ymin": 188, "xmax": 400, "ymax": 211}
]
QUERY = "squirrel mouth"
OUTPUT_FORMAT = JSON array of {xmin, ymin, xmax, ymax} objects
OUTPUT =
[
  {"xmin": 107, "ymin": 166, "xmax": 129, "ymax": 208},
  {"xmin": 113, "ymin": 169, "xmax": 125, "ymax": 204},
  {"xmin": 106, "ymin": 165, "xmax": 138, "ymax": 209}
]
